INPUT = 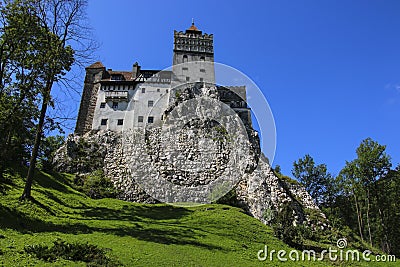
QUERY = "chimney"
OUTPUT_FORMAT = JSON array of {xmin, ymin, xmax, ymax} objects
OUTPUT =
[{"xmin": 132, "ymin": 62, "xmax": 140, "ymax": 78}]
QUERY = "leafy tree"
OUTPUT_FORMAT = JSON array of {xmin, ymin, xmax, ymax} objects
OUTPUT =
[
  {"xmin": 338, "ymin": 161, "xmax": 365, "ymax": 242},
  {"xmin": 0, "ymin": 0, "xmax": 44, "ymax": 174},
  {"xmin": 38, "ymin": 135, "xmax": 65, "ymax": 171},
  {"xmin": 338, "ymin": 138, "xmax": 392, "ymax": 251},
  {"xmin": 378, "ymin": 165, "xmax": 400, "ymax": 256},
  {"xmin": 292, "ymin": 154, "xmax": 333, "ymax": 206},
  {"xmin": 9, "ymin": 0, "xmax": 92, "ymax": 200}
]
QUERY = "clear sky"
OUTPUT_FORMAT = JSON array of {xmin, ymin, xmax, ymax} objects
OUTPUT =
[{"xmin": 70, "ymin": 0, "xmax": 400, "ymax": 177}]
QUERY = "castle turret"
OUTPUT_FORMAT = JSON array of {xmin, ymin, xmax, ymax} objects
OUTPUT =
[{"xmin": 172, "ymin": 22, "xmax": 215, "ymax": 84}]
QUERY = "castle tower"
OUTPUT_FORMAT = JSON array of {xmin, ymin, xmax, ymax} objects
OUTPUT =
[
  {"xmin": 75, "ymin": 62, "xmax": 105, "ymax": 135},
  {"xmin": 172, "ymin": 22, "xmax": 215, "ymax": 84}
]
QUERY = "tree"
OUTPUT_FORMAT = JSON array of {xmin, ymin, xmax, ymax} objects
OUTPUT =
[
  {"xmin": 379, "ymin": 165, "xmax": 400, "ymax": 256},
  {"xmin": 338, "ymin": 138, "xmax": 392, "ymax": 251},
  {"xmin": 38, "ymin": 135, "xmax": 65, "ymax": 171},
  {"xmin": 292, "ymin": 154, "xmax": 332, "ymax": 206},
  {"xmin": 0, "ymin": 0, "xmax": 93, "ymax": 199},
  {"xmin": 0, "ymin": 0, "xmax": 45, "ymax": 174},
  {"xmin": 338, "ymin": 161, "xmax": 365, "ymax": 242},
  {"xmin": 20, "ymin": 0, "xmax": 93, "ymax": 200},
  {"xmin": 355, "ymin": 138, "xmax": 391, "ymax": 249}
]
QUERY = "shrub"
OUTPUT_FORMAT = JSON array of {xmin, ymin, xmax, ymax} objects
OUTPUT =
[
  {"xmin": 272, "ymin": 203, "xmax": 304, "ymax": 247},
  {"xmin": 24, "ymin": 239, "xmax": 120, "ymax": 266},
  {"xmin": 74, "ymin": 169, "xmax": 119, "ymax": 199}
]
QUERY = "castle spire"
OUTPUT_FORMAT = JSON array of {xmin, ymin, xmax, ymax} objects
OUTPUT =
[{"xmin": 187, "ymin": 19, "xmax": 200, "ymax": 32}]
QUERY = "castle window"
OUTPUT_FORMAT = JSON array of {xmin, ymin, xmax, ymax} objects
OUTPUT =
[
  {"xmin": 138, "ymin": 116, "xmax": 143, "ymax": 123},
  {"xmin": 200, "ymin": 69, "xmax": 205, "ymax": 73},
  {"xmin": 148, "ymin": 100, "xmax": 154, "ymax": 107},
  {"xmin": 186, "ymin": 77, "xmax": 190, "ymax": 82},
  {"xmin": 200, "ymin": 78, "xmax": 204, "ymax": 82},
  {"xmin": 183, "ymin": 55, "xmax": 188, "ymax": 63},
  {"xmin": 148, "ymin": 116, "xmax": 154, "ymax": 123},
  {"xmin": 142, "ymin": 88, "xmax": 145, "ymax": 93},
  {"xmin": 182, "ymin": 67, "xmax": 188, "ymax": 71},
  {"xmin": 101, "ymin": 119, "xmax": 107, "ymax": 126},
  {"xmin": 112, "ymin": 102, "xmax": 118, "ymax": 109},
  {"xmin": 166, "ymin": 89, "xmax": 168, "ymax": 93},
  {"xmin": 100, "ymin": 102, "xmax": 106, "ymax": 108},
  {"xmin": 200, "ymin": 56, "xmax": 205, "ymax": 61},
  {"xmin": 117, "ymin": 119, "xmax": 124, "ymax": 126},
  {"xmin": 157, "ymin": 88, "xmax": 160, "ymax": 92}
]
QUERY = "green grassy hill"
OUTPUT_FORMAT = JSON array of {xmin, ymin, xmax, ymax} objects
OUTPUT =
[{"xmin": 0, "ymin": 168, "xmax": 398, "ymax": 266}]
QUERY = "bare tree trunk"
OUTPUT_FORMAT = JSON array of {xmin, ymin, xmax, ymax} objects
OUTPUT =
[
  {"xmin": 366, "ymin": 188, "xmax": 373, "ymax": 246},
  {"xmin": 374, "ymin": 183, "xmax": 391, "ymax": 253},
  {"xmin": 20, "ymin": 79, "xmax": 53, "ymax": 200},
  {"xmin": 353, "ymin": 191, "xmax": 364, "ymax": 242}
]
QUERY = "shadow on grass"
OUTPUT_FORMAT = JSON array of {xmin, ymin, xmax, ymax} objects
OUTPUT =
[
  {"xmin": 32, "ymin": 171, "xmax": 77, "ymax": 194},
  {"xmin": 0, "ymin": 178, "xmax": 14, "ymax": 195},
  {"xmin": 0, "ymin": 202, "xmax": 224, "ymax": 251},
  {"xmin": 81, "ymin": 204, "xmax": 191, "ymax": 221}
]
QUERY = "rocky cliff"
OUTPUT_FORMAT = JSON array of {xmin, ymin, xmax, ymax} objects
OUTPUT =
[{"xmin": 54, "ymin": 129, "xmax": 327, "ymax": 230}]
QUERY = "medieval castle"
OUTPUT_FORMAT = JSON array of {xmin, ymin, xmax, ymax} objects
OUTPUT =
[
  {"xmin": 56, "ymin": 23, "xmax": 326, "ymax": 228},
  {"xmin": 75, "ymin": 22, "xmax": 251, "ymax": 135}
]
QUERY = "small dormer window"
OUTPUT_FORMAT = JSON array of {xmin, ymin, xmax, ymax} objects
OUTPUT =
[{"xmin": 183, "ymin": 55, "xmax": 188, "ymax": 63}]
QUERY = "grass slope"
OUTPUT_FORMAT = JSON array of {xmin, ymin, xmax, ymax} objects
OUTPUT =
[{"xmin": 0, "ymin": 168, "xmax": 398, "ymax": 266}]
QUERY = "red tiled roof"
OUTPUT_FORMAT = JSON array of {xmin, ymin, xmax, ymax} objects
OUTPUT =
[
  {"xmin": 104, "ymin": 70, "xmax": 133, "ymax": 81},
  {"xmin": 86, "ymin": 61, "xmax": 105, "ymax": 69},
  {"xmin": 188, "ymin": 23, "xmax": 200, "ymax": 31}
]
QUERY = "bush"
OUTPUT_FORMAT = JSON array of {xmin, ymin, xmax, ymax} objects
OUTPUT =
[
  {"xmin": 272, "ymin": 203, "xmax": 304, "ymax": 247},
  {"xmin": 24, "ymin": 239, "xmax": 120, "ymax": 266},
  {"xmin": 74, "ymin": 169, "xmax": 119, "ymax": 199}
]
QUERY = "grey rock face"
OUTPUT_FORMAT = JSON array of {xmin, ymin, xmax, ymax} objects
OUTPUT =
[{"xmin": 54, "ymin": 129, "xmax": 326, "ymax": 227}]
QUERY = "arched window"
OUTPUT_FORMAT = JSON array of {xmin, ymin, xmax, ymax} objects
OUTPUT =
[{"xmin": 183, "ymin": 55, "xmax": 188, "ymax": 63}]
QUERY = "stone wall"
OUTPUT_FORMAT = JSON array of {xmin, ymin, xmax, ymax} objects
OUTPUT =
[{"xmin": 75, "ymin": 67, "xmax": 104, "ymax": 135}]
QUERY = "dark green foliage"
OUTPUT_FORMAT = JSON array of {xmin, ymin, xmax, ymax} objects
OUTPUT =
[
  {"xmin": 292, "ymin": 154, "xmax": 333, "ymax": 206},
  {"xmin": 272, "ymin": 203, "xmax": 304, "ymax": 247},
  {"xmin": 376, "ymin": 166, "xmax": 400, "ymax": 256},
  {"xmin": 38, "ymin": 135, "xmax": 65, "ymax": 171},
  {"xmin": 71, "ymin": 138, "xmax": 104, "ymax": 173},
  {"xmin": 24, "ymin": 239, "xmax": 120, "ymax": 266},
  {"xmin": 74, "ymin": 169, "xmax": 119, "ymax": 199}
]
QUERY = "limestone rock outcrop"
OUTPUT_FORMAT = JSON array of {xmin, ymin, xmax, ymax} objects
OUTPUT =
[{"xmin": 54, "ymin": 129, "xmax": 327, "ymax": 229}]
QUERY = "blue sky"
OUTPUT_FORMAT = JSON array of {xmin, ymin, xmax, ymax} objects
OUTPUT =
[{"xmin": 73, "ymin": 0, "xmax": 400, "ymax": 176}]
